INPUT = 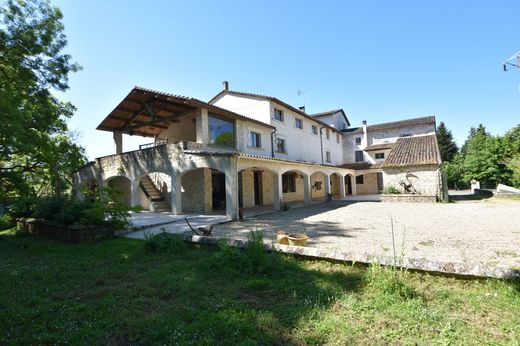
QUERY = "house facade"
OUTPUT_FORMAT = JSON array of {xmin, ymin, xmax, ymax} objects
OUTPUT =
[{"xmin": 75, "ymin": 83, "xmax": 443, "ymax": 220}]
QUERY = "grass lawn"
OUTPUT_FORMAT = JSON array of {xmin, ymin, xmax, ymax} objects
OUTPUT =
[{"xmin": 0, "ymin": 230, "xmax": 519, "ymax": 345}]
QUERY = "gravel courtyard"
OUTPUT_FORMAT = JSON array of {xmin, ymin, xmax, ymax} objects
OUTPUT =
[{"xmin": 213, "ymin": 199, "xmax": 520, "ymax": 271}]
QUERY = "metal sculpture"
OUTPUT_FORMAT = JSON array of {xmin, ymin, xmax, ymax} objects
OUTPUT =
[{"xmin": 399, "ymin": 171, "xmax": 419, "ymax": 194}]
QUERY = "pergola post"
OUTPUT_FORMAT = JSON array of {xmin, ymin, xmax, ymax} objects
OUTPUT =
[
  {"xmin": 195, "ymin": 108, "xmax": 209, "ymax": 145},
  {"xmin": 113, "ymin": 131, "xmax": 123, "ymax": 154}
]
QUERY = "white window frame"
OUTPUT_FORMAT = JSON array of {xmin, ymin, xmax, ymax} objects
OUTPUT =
[
  {"xmin": 355, "ymin": 137, "xmax": 362, "ymax": 145},
  {"xmin": 294, "ymin": 117, "xmax": 303, "ymax": 129},
  {"xmin": 375, "ymin": 152, "xmax": 385, "ymax": 159},
  {"xmin": 273, "ymin": 108, "xmax": 284, "ymax": 122},
  {"xmin": 275, "ymin": 137, "xmax": 286, "ymax": 154},
  {"xmin": 249, "ymin": 131, "xmax": 262, "ymax": 149},
  {"xmin": 311, "ymin": 125, "xmax": 318, "ymax": 135},
  {"xmin": 326, "ymin": 151, "xmax": 331, "ymax": 163},
  {"xmin": 355, "ymin": 150, "xmax": 364, "ymax": 162}
]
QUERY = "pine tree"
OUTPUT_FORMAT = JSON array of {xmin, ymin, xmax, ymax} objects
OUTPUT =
[{"xmin": 436, "ymin": 122, "xmax": 459, "ymax": 162}]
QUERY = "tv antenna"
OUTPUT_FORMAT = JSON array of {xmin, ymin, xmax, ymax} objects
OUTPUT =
[
  {"xmin": 297, "ymin": 88, "xmax": 312, "ymax": 108},
  {"xmin": 503, "ymin": 50, "xmax": 520, "ymax": 71}
]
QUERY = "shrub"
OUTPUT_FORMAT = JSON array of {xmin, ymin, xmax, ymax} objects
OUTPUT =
[
  {"xmin": 382, "ymin": 186, "xmax": 401, "ymax": 194},
  {"xmin": 364, "ymin": 263, "xmax": 417, "ymax": 301},
  {"xmin": 9, "ymin": 195, "xmax": 39, "ymax": 218},
  {"xmin": 143, "ymin": 230, "xmax": 187, "ymax": 254},
  {"xmin": 0, "ymin": 214, "xmax": 13, "ymax": 231}
]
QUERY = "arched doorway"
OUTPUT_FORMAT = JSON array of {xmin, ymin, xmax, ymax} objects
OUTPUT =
[
  {"xmin": 238, "ymin": 167, "xmax": 277, "ymax": 210},
  {"xmin": 345, "ymin": 174, "xmax": 356, "ymax": 195},
  {"xmin": 281, "ymin": 170, "xmax": 307, "ymax": 205},
  {"xmin": 330, "ymin": 173, "xmax": 343, "ymax": 199},
  {"xmin": 180, "ymin": 168, "xmax": 226, "ymax": 214},
  {"xmin": 105, "ymin": 176, "xmax": 131, "ymax": 207},
  {"xmin": 137, "ymin": 172, "xmax": 172, "ymax": 212}
]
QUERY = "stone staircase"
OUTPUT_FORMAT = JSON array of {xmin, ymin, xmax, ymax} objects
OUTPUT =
[{"xmin": 140, "ymin": 176, "xmax": 170, "ymax": 212}]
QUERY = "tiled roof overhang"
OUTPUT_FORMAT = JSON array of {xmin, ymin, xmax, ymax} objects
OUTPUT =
[{"xmin": 97, "ymin": 87, "xmax": 275, "ymax": 137}]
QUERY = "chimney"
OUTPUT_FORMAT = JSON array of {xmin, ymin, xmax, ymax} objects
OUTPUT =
[
  {"xmin": 222, "ymin": 81, "xmax": 229, "ymax": 91},
  {"xmin": 362, "ymin": 120, "xmax": 367, "ymax": 134},
  {"xmin": 299, "ymin": 106, "xmax": 305, "ymax": 113}
]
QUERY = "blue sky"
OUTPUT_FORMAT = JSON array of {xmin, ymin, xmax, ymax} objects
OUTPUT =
[{"xmin": 53, "ymin": 0, "xmax": 520, "ymax": 160}]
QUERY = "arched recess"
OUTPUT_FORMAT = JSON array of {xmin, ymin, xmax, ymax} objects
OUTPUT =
[
  {"xmin": 180, "ymin": 167, "xmax": 226, "ymax": 214},
  {"xmin": 135, "ymin": 171, "xmax": 172, "ymax": 212},
  {"xmin": 238, "ymin": 166, "xmax": 277, "ymax": 210},
  {"xmin": 310, "ymin": 171, "xmax": 328, "ymax": 201},
  {"xmin": 105, "ymin": 176, "xmax": 131, "ymax": 207},
  {"xmin": 281, "ymin": 169, "xmax": 308, "ymax": 204}
]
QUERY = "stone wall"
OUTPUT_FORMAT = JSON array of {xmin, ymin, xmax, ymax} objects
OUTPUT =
[
  {"xmin": 262, "ymin": 172, "xmax": 274, "ymax": 205},
  {"xmin": 240, "ymin": 170, "xmax": 255, "ymax": 208},
  {"xmin": 382, "ymin": 166, "xmax": 440, "ymax": 197},
  {"xmin": 107, "ymin": 176, "xmax": 131, "ymax": 206},
  {"xmin": 282, "ymin": 172, "xmax": 305, "ymax": 202},
  {"xmin": 356, "ymin": 172, "xmax": 379, "ymax": 194},
  {"xmin": 330, "ymin": 174, "xmax": 340, "ymax": 196},
  {"xmin": 182, "ymin": 168, "xmax": 212, "ymax": 212},
  {"xmin": 381, "ymin": 194, "xmax": 437, "ymax": 203}
]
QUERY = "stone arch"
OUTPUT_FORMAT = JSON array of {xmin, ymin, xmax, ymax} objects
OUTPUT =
[
  {"xmin": 104, "ymin": 176, "xmax": 132, "ymax": 207},
  {"xmin": 280, "ymin": 169, "xmax": 308, "ymax": 204},
  {"xmin": 310, "ymin": 171, "xmax": 328, "ymax": 201},
  {"xmin": 329, "ymin": 172, "xmax": 343, "ymax": 198},
  {"xmin": 179, "ymin": 167, "xmax": 227, "ymax": 214},
  {"xmin": 238, "ymin": 166, "xmax": 278, "ymax": 210}
]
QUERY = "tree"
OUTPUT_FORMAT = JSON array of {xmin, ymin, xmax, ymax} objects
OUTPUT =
[
  {"xmin": 436, "ymin": 122, "xmax": 458, "ymax": 162},
  {"xmin": 0, "ymin": 0, "xmax": 85, "ymax": 200}
]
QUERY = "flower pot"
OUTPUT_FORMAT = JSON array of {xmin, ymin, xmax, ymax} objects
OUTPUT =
[
  {"xmin": 276, "ymin": 230, "xmax": 289, "ymax": 245},
  {"xmin": 287, "ymin": 234, "xmax": 309, "ymax": 246}
]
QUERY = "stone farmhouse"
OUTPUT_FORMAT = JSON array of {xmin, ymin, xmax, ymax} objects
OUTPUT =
[{"xmin": 75, "ymin": 82, "xmax": 443, "ymax": 220}]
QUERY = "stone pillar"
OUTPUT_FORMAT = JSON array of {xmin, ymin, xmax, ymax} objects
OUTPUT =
[
  {"xmin": 324, "ymin": 174, "xmax": 331, "ymax": 198},
  {"xmin": 351, "ymin": 175, "xmax": 357, "ymax": 196},
  {"xmin": 303, "ymin": 174, "xmax": 311, "ymax": 205},
  {"xmin": 195, "ymin": 108, "xmax": 209, "ymax": 145},
  {"xmin": 339, "ymin": 175, "xmax": 346, "ymax": 198},
  {"xmin": 171, "ymin": 174, "xmax": 182, "ymax": 215},
  {"xmin": 130, "ymin": 179, "xmax": 141, "ymax": 208},
  {"xmin": 273, "ymin": 173, "xmax": 282, "ymax": 210},
  {"xmin": 113, "ymin": 131, "xmax": 123, "ymax": 154},
  {"xmin": 225, "ymin": 159, "xmax": 239, "ymax": 220}
]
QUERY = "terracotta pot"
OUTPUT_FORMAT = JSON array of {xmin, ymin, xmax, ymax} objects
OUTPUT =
[
  {"xmin": 287, "ymin": 234, "xmax": 309, "ymax": 246},
  {"xmin": 276, "ymin": 230, "xmax": 289, "ymax": 245}
]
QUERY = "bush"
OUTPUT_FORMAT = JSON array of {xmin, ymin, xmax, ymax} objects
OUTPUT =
[
  {"xmin": 382, "ymin": 186, "xmax": 401, "ymax": 194},
  {"xmin": 364, "ymin": 263, "xmax": 417, "ymax": 301},
  {"xmin": 9, "ymin": 195, "xmax": 39, "ymax": 218},
  {"xmin": 143, "ymin": 230, "xmax": 187, "ymax": 254},
  {"xmin": 213, "ymin": 231, "xmax": 281, "ymax": 275},
  {"xmin": 0, "ymin": 214, "xmax": 13, "ymax": 231}
]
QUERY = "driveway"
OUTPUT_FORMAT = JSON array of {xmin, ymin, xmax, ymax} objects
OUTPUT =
[{"xmin": 213, "ymin": 199, "xmax": 520, "ymax": 271}]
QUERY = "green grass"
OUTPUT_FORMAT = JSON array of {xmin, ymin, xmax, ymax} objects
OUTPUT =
[{"xmin": 1, "ymin": 230, "xmax": 519, "ymax": 345}]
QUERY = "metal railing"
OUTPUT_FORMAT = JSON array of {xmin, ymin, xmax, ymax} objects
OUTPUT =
[{"xmin": 139, "ymin": 138, "xmax": 168, "ymax": 150}]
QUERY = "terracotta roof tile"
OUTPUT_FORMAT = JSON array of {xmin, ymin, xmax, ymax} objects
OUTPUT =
[
  {"xmin": 367, "ymin": 116, "xmax": 436, "ymax": 132},
  {"xmin": 382, "ymin": 134, "xmax": 441, "ymax": 168}
]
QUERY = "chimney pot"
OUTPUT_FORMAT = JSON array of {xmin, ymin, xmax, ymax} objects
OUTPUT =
[
  {"xmin": 222, "ymin": 81, "xmax": 229, "ymax": 91},
  {"xmin": 362, "ymin": 120, "xmax": 367, "ymax": 125},
  {"xmin": 299, "ymin": 106, "xmax": 305, "ymax": 112}
]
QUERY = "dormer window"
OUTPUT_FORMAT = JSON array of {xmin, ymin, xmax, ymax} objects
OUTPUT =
[{"xmin": 273, "ymin": 108, "xmax": 284, "ymax": 122}]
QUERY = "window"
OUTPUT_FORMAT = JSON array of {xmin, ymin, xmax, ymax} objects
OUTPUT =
[
  {"xmin": 336, "ymin": 133, "xmax": 340, "ymax": 143},
  {"xmin": 326, "ymin": 129, "xmax": 330, "ymax": 139},
  {"xmin": 294, "ymin": 118, "xmax": 303, "ymax": 129},
  {"xmin": 355, "ymin": 150, "xmax": 364, "ymax": 162},
  {"xmin": 273, "ymin": 108, "xmax": 284, "ymax": 122},
  {"xmin": 356, "ymin": 175, "xmax": 364, "ymax": 184},
  {"xmin": 249, "ymin": 131, "xmax": 261, "ymax": 148},
  {"xmin": 282, "ymin": 173, "xmax": 296, "ymax": 193},
  {"xmin": 311, "ymin": 125, "xmax": 318, "ymax": 135},
  {"xmin": 275, "ymin": 138, "xmax": 286, "ymax": 153},
  {"xmin": 326, "ymin": 151, "xmax": 331, "ymax": 162},
  {"xmin": 375, "ymin": 152, "xmax": 385, "ymax": 159},
  {"xmin": 208, "ymin": 114, "xmax": 234, "ymax": 147},
  {"xmin": 355, "ymin": 137, "xmax": 361, "ymax": 145}
]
